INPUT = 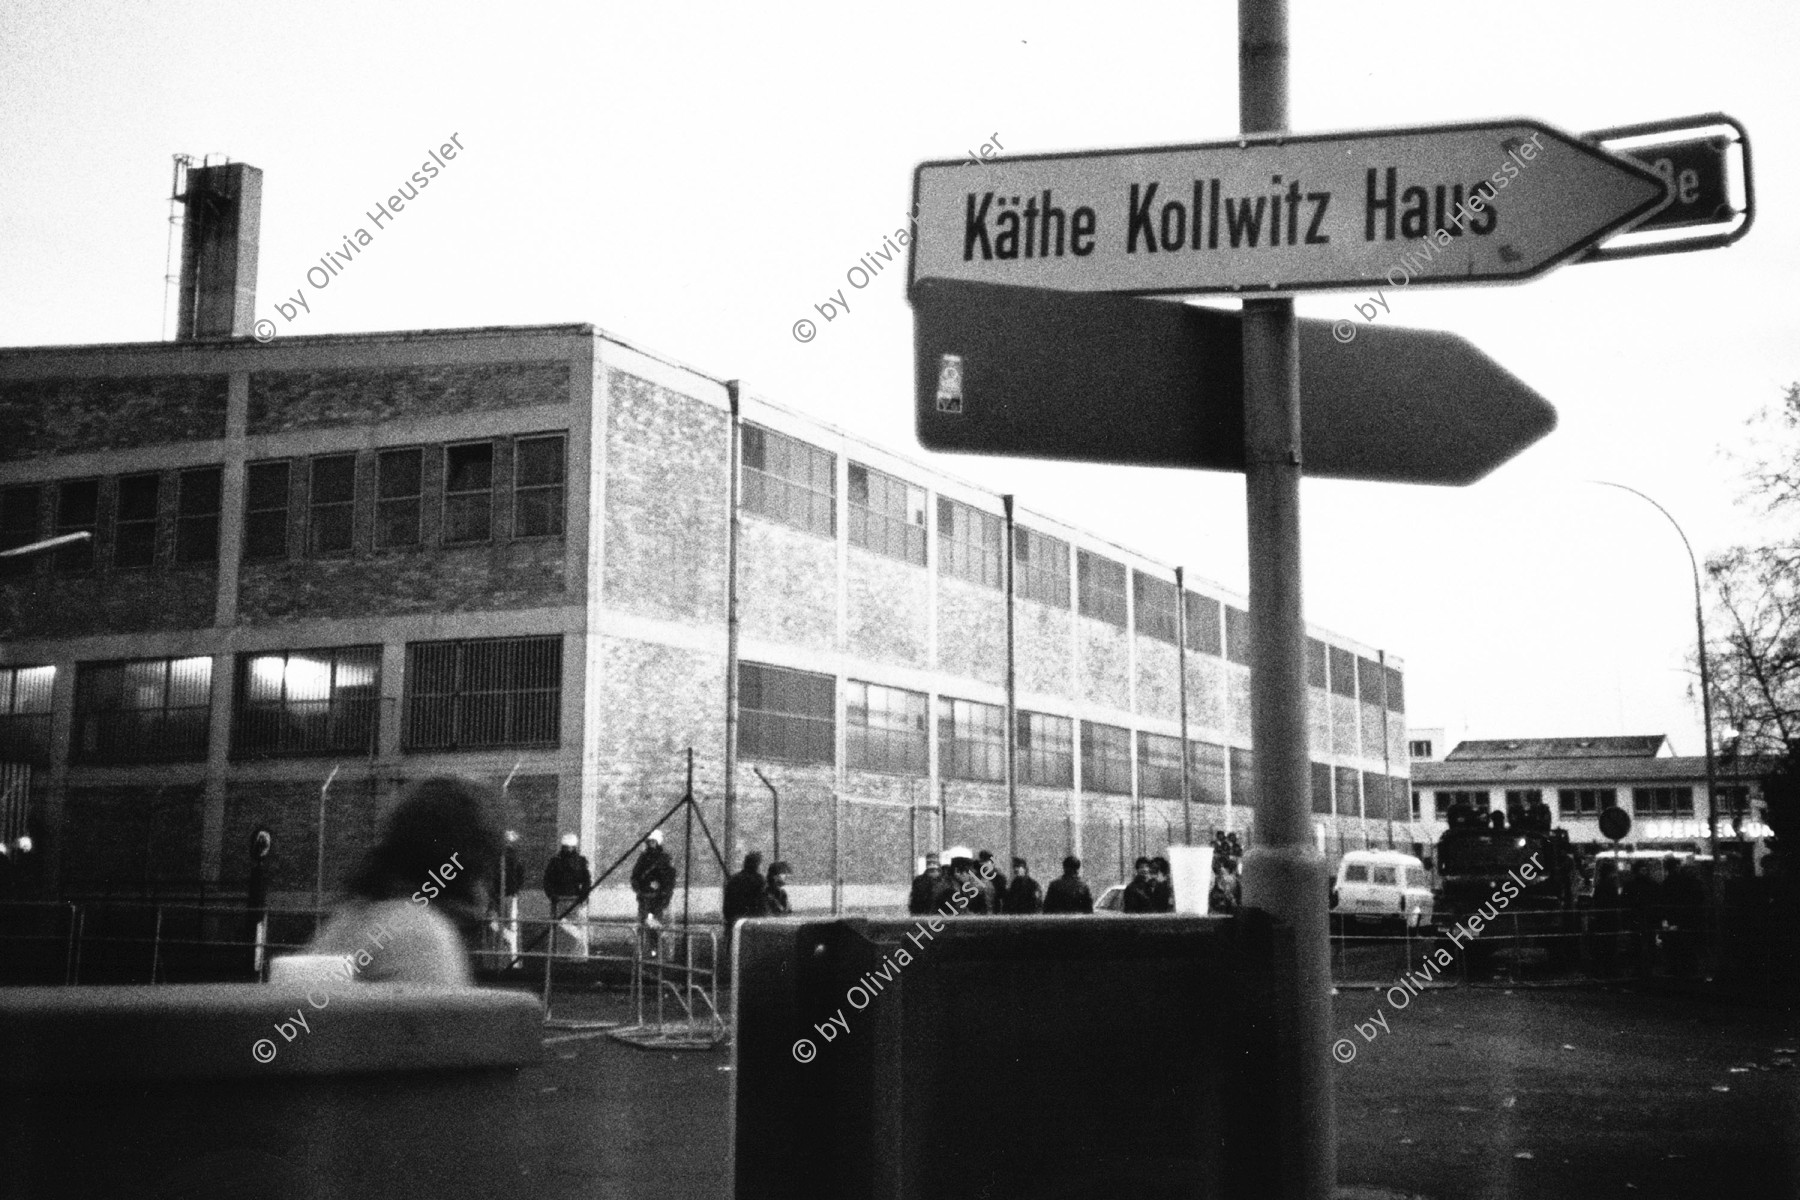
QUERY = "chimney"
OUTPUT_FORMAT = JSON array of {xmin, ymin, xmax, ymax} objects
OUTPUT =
[{"xmin": 175, "ymin": 161, "xmax": 262, "ymax": 340}]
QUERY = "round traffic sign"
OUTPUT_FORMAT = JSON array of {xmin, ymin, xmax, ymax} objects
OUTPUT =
[{"xmin": 1599, "ymin": 806, "xmax": 1632, "ymax": 841}]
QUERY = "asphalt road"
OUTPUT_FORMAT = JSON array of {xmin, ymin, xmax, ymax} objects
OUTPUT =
[{"xmin": 513, "ymin": 984, "xmax": 1799, "ymax": 1200}]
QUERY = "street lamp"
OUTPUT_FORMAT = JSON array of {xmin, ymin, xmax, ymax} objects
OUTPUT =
[{"xmin": 1590, "ymin": 482, "xmax": 1719, "ymax": 870}]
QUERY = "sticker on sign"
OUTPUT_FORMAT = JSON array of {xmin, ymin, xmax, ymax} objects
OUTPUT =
[{"xmin": 907, "ymin": 119, "xmax": 1667, "ymax": 296}]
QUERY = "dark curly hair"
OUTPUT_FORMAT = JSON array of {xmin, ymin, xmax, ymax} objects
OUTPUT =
[{"xmin": 343, "ymin": 776, "xmax": 502, "ymax": 928}]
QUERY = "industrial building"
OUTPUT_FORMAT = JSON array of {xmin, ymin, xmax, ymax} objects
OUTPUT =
[
  {"xmin": 0, "ymin": 160, "xmax": 1415, "ymax": 917},
  {"xmin": 1411, "ymin": 734, "xmax": 1769, "ymax": 867}
]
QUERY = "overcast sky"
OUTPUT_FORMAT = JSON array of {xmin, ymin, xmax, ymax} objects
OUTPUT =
[{"xmin": 2, "ymin": 0, "xmax": 1793, "ymax": 757}]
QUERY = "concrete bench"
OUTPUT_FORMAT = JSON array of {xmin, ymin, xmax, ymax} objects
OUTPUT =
[{"xmin": 0, "ymin": 982, "xmax": 542, "ymax": 1200}]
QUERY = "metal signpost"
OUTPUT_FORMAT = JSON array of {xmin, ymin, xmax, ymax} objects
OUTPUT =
[{"xmin": 899, "ymin": 3, "xmax": 1750, "ymax": 1195}]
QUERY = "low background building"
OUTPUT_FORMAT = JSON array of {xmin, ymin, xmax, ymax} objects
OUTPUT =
[{"xmin": 1411, "ymin": 734, "xmax": 1769, "ymax": 869}]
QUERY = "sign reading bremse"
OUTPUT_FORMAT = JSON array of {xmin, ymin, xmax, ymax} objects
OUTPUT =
[{"xmin": 909, "ymin": 119, "xmax": 1668, "ymax": 296}]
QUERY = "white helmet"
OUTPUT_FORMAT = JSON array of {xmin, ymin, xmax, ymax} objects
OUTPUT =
[
  {"xmin": 646, "ymin": 829, "xmax": 664, "ymax": 845},
  {"xmin": 560, "ymin": 833, "xmax": 579, "ymax": 850}
]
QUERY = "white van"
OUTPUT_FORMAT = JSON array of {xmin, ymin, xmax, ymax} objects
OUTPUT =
[{"xmin": 1331, "ymin": 850, "xmax": 1434, "ymax": 930}]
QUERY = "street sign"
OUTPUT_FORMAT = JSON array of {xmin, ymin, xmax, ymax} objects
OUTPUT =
[
  {"xmin": 1599, "ymin": 806, "xmax": 1632, "ymax": 841},
  {"xmin": 1615, "ymin": 135, "xmax": 1734, "ymax": 232},
  {"xmin": 1577, "ymin": 113, "xmax": 1754, "ymax": 265},
  {"xmin": 909, "ymin": 119, "xmax": 1667, "ymax": 297},
  {"xmin": 910, "ymin": 278, "xmax": 1556, "ymax": 486}
]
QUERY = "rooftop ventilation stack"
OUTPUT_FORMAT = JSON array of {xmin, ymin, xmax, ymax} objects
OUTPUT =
[{"xmin": 173, "ymin": 159, "xmax": 262, "ymax": 340}]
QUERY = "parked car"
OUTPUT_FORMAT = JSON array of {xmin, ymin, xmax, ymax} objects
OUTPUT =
[{"xmin": 1330, "ymin": 849, "xmax": 1433, "ymax": 931}]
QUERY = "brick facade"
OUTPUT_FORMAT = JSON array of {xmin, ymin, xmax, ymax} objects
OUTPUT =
[{"xmin": 0, "ymin": 375, "xmax": 228, "ymax": 460}]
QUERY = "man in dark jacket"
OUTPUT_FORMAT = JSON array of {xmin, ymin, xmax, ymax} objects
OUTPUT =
[
  {"xmin": 1005, "ymin": 857, "xmax": 1042, "ymax": 915},
  {"xmin": 1042, "ymin": 856, "xmax": 1094, "ymax": 914},
  {"xmin": 1123, "ymin": 856, "xmax": 1155, "ymax": 913},
  {"xmin": 909, "ymin": 853, "xmax": 945, "ymax": 915},
  {"xmin": 631, "ymin": 829, "xmax": 678, "ymax": 926},
  {"xmin": 544, "ymin": 833, "xmax": 593, "ymax": 955},
  {"xmin": 723, "ymin": 852, "xmax": 770, "ymax": 928}
]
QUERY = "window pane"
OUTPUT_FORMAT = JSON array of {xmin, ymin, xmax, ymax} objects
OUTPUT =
[
  {"xmin": 1016, "ymin": 527, "xmax": 1071, "ymax": 609},
  {"xmin": 1133, "ymin": 572, "xmax": 1179, "ymax": 644},
  {"xmin": 738, "ymin": 662, "xmax": 835, "ymax": 765},
  {"xmin": 244, "ymin": 461, "xmax": 290, "ymax": 561},
  {"xmin": 847, "ymin": 462, "xmax": 926, "ymax": 566},
  {"xmin": 54, "ymin": 480, "xmax": 99, "ymax": 573},
  {"xmin": 741, "ymin": 424, "xmax": 834, "ymax": 539},
  {"xmin": 176, "ymin": 467, "xmax": 222, "ymax": 564},
  {"xmin": 403, "ymin": 636, "xmax": 559, "ymax": 751},
  {"xmin": 939, "ymin": 696, "xmax": 1005, "ymax": 782},
  {"xmin": 113, "ymin": 473, "xmax": 160, "ymax": 569},
  {"xmin": 1081, "ymin": 721, "xmax": 1131, "ymax": 794},
  {"xmin": 515, "ymin": 434, "xmax": 567, "ymax": 538},
  {"xmin": 1189, "ymin": 740, "xmax": 1227, "ymax": 805},
  {"xmin": 1328, "ymin": 646, "xmax": 1357, "ymax": 698},
  {"xmin": 1077, "ymin": 551, "xmax": 1127, "ymax": 626},
  {"xmin": 307, "ymin": 456, "xmax": 356, "ymax": 556},
  {"xmin": 516, "ymin": 435, "xmax": 565, "ymax": 488},
  {"xmin": 1136, "ymin": 731, "xmax": 1184, "ymax": 798},
  {"xmin": 1224, "ymin": 606, "xmax": 1253, "ymax": 666},
  {"xmin": 74, "ymin": 657, "xmax": 211, "ymax": 764},
  {"xmin": 1017, "ymin": 711, "xmax": 1073, "ymax": 788},
  {"xmin": 848, "ymin": 680, "xmax": 927, "ymax": 774},
  {"xmin": 1185, "ymin": 593, "xmax": 1223, "ymax": 655},
  {"xmin": 446, "ymin": 443, "xmax": 493, "ymax": 493}
]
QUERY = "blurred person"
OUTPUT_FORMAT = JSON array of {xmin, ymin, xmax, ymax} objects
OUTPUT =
[
  {"xmin": 765, "ymin": 861, "xmax": 793, "ymax": 916},
  {"xmin": 909, "ymin": 852, "xmax": 946, "ymax": 915},
  {"xmin": 1209, "ymin": 859, "xmax": 1240, "ymax": 914},
  {"xmin": 975, "ymin": 849, "xmax": 1003, "ymax": 912},
  {"xmin": 723, "ymin": 851, "xmax": 770, "ymax": 927},
  {"xmin": 631, "ymin": 829, "xmax": 678, "ymax": 927},
  {"xmin": 543, "ymin": 833, "xmax": 592, "ymax": 956},
  {"xmin": 1123, "ymin": 856, "xmax": 1155, "ymax": 913},
  {"xmin": 1042, "ymin": 855, "xmax": 1094, "ymax": 914},
  {"xmin": 1590, "ymin": 859, "xmax": 1623, "ymax": 973},
  {"xmin": 1005, "ymin": 857, "xmax": 1042, "ymax": 915},
  {"xmin": 1663, "ymin": 857, "xmax": 1706, "ymax": 978},
  {"xmin": 946, "ymin": 858, "xmax": 991, "ymax": 913},
  {"xmin": 305, "ymin": 775, "xmax": 502, "ymax": 984},
  {"xmin": 493, "ymin": 830, "xmax": 523, "ymax": 962},
  {"xmin": 1622, "ymin": 860, "xmax": 1658, "ymax": 977},
  {"xmin": 246, "ymin": 827, "xmax": 274, "ymax": 975},
  {"xmin": 1148, "ymin": 856, "xmax": 1174, "ymax": 912}
]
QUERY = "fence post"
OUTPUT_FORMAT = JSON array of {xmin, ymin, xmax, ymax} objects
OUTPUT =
[
  {"xmin": 150, "ymin": 904, "xmax": 164, "ymax": 984},
  {"xmin": 65, "ymin": 903, "xmax": 82, "ymax": 986}
]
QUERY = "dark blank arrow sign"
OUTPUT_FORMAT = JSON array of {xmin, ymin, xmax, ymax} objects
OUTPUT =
[{"xmin": 912, "ymin": 278, "xmax": 1557, "ymax": 486}]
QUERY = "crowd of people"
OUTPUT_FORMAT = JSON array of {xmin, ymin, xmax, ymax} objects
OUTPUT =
[
  {"xmin": 906, "ymin": 851, "xmax": 1065, "ymax": 914},
  {"xmin": 288, "ymin": 773, "xmax": 1259, "ymax": 986}
]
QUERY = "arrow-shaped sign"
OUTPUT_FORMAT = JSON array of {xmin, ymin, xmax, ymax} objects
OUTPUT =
[
  {"xmin": 909, "ymin": 119, "xmax": 1667, "ymax": 296},
  {"xmin": 912, "ymin": 279, "xmax": 1556, "ymax": 486}
]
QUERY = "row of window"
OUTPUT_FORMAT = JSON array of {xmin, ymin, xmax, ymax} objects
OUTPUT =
[
  {"xmin": 737, "ymin": 662, "xmax": 1389, "ymax": 803},
  {"xmin": 1429, "ymin": 786, "xmax": 1713, "ymax": 819},
  {"xmin": 0, "ymin": 469, "xmax": 222, "ymax": 575},
  {"xmin": 0, "ymin": 434, "xmax": 567, "ymax": 574},
  {"xmin": 1312, "ymin": 763, "xmax": 1412, "ymax": 821},
  {"xmin": 0, "ymin": 636, "xmax": 562, "ymax": 765},
  {"xmin": 742, "ymin": 423, "xmax": 1403, "ymax": 710}
]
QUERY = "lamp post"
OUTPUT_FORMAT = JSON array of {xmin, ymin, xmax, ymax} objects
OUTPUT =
[{"xmin": 1591, "ymin": 482, "xmax": 1719, "ymax": 870}]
